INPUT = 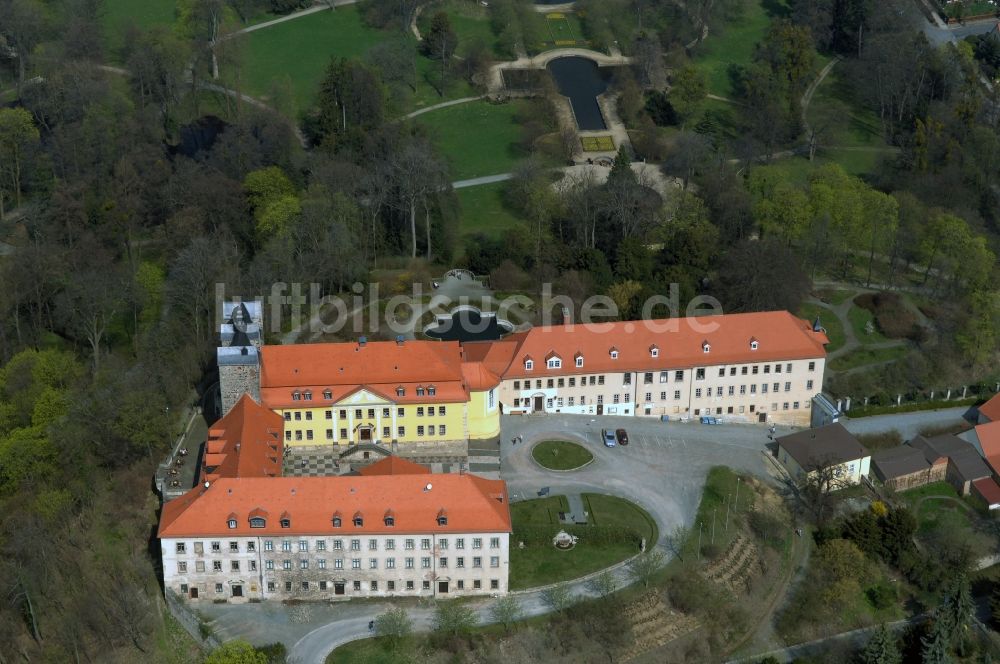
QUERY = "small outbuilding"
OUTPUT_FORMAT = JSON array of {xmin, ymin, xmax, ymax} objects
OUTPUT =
[{"xmin": 776, "ymin": 423, "xmax": 871, "ymax": 486}]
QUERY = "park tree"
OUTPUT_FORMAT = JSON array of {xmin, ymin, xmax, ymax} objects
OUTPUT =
[
  {"xmin": 587, "ymin": 569, "xmax": 618, "ymax": 599},
  {"xmin": 607, "ymin": 280, "xmax": 643, "ymax": 320},
  {"xmin": 423, "ymin": 11, "xmax": 457, "ymax": 93},
  {"xmin": 0, "ymin": 107, "xmax": 40, "ymax": 218},
  {"xmin": 0, "ymin": 0, "xmax": 46, "ymax": 98},
  {"xmin": 244, "ymin": 166, "xmax": 299, "ymax": 241},
  {"xmin": 628, "ymin": 549, "xmax": 665, "ymax": 588},
  {"xmin": 712, "ymin": 238, "xmax": 811, "ymax": 314},
  {"xmin": 125, "ymin": 26, "xmax": 190, "ymax": 130},
  {"xmin": 541, "ymin": 584, "xmax": 573, "ymax": 613},
  {"xmin": 756, "ymin": 19, "xmax": 816, "ymax": 89},
  {"xmin": 490, "ymin": 594, "xmax": 523, "ymax": 632},
  {"xmin": 956, "ymin": 290, "xmax": 1000, "ymax": 368},
  {"xmin": 374, "ymin": 607, "xmax": 412, "ymax": 651},
  {"xmin": 859, "ymin": 624, "xmax": 902, "ymax": 664},
  {"xmin": 669, "ymin": 67, "xmax": 707, "ymax": 124},
  {"xmin": 366, "ymin": 39, "xmax": 417, "ymax": 95},
  {"xmin": 939, "ymin": 577, "xmax": 974, "ymax": 654},
  {"xmin": 203, "ymin": 640, "xmax": 268, "ymax": 664},
  {"xmin": 794, "ymin": 458, "xmax": 852, "ymax": 525},
  {"xmin": 55, "ymin": 269, "xmax": 126, "ymax": 373},
  {"xmin": 920, "ymin": 614, "xmax": 952, "ymax": 664},
  {"xmin": 434, "ymin": 600, "xmax": 478, "ymax": 636},
  {"xmin": 391, "ymin": 137, "xmax": 449, "ymax": 259},
  {"xmin": 316, "ymin": 58, "xmax": 384, "ymax": 144}
]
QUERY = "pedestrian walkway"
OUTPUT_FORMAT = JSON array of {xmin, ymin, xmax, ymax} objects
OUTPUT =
[{"xmin": 564, "ymin": 494, "xmax": 589, "ymax": 524}]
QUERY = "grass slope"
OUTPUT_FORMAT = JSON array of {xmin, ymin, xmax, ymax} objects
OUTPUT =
[
  {"xmin": 455, "ymin": 182, "xmax": 528, "ymax": 239},
  {"xmin": 416, "ymin": 100, "xmax": 529, "ymax": 179},
  {"xmin": 233, "ymin": 7, "xmax": 384, "ymax": 110}
]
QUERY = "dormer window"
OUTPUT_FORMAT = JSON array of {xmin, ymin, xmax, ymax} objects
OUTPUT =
[
  {"xmin": 437, "ymin": 509, "xmax": 448, "ymax": 526},
  {"xmin": 427, "ymin": 386, "xmax": 436, "ymax": 396},
  {"xmin": 227, "ymin": 519, "xmax": 237, "ymax": 529},
  {"xmin": 702, "ymin": 341, "xmax": 711, "ymax": 354},
  {"xmin": 396, "ymin": 387, "xmax": 405, "ymax": 397},
  {"xmin": 303, "ymin": 390, "xmax": 312, "ymax": 401},
  {"xmin": 353, "ymin": 512, "xmax": 364, "ymax": 527},
  {"xmin": 416, "ymin": 386, "xmax": 425, "ymax": 397},
  {"xmin": 323, "ymin": 389, "xmax": 332, "ymax": 400},
  {"xmin": 575, "ymin": 354, "xmax": 583, "ymax": 368},
  {"xmin": 280, "ymin": 518, "xmax": 290, "ymax": 528},
  {"xmin": 249, "ymin": 517, "xmax": 266, "ymax": 528},
  {"xmin": 749, "ymin": 337, "xmax": 759, "ymax": 351},
  {"xmin": 609, "ymin": 347, "xmax": 619, "ymax": 360},
  {"xmin": 547, "ymin": 357, "xmax": 561, "ymax": 369},
  {"xmin": 332, "ymin": 514, "xmax": 342, "ymax": 528},
  {"xmin": 292, "ymin": 391, "xmax": 301, "ymax": 401},
  {"xmin": 650, "ymin": 345, "xmax": 659, "ymax": 358},
  {"xmin": 384, "ymin": 510, "xmax": 395, "ymax": 527},
  {"xmin": 524, "ymin": 358, "xmax": 533, "ymax": 371}
]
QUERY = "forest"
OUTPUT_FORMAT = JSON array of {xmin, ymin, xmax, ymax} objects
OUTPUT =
[{"xmin": 0, "ymin": 0, "xmax": 999, "ymax": 660}]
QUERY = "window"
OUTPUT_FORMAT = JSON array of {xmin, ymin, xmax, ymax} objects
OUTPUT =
[
  {"xmin": 569, "ymin": 397, "xmax": 575, "ymax": 406},
  {"xmin": 473, "ymin": 556, "xmax": 482, "ymax": 568},
  {"xmin": 438, "ymin": 406, "xmax": 446, "ymax": 415},
  {"xmin": 417, "ymin": 425, "xmax": 424, "ymax": 437},
  {"xmin": 213, "ymin": 560, "xmax": 223, "ymax": 571},
  {"xmin": 333, "ymin": 516, "xmax": 342, "ymax": 528},
  {"xmin": 645, "ymin": 392, "xmax": 651, "ymax": 402},
  {"xmin": 719, "ymin": 368, "xmax": 726, "ymax": 377},
  {"xmin": 306, "ymin": 430, "xmax": 314, "ymax": 441},
  {"xmin": 437, "ymin": 514, "xmax": 448, "ymax": 526},
  {"xmin": 354, "ymin": 409, "xmax": 362, "ymax": 418},
  {"xmin": 320, "ymin": 581, "xmax": 327, "ymax": 591},
  {"xmin": 784, "ymin": 382, "xmax": 791, "ymax": 392},
  {"xmin": 176, "ymin": 543, "xmax": 186, "ymax": 554},
  {"xmin": 750, "ymin": 340, "xmax": 758, "ymax": 350},
  {"xmin": 352, "ymin": 559, "xmax": 361, "ymax": 569},
  {"xmin": 547, "ymin": 357, "xmax": 561, "ymax": 368},
  {"xmin": 324, "ymin": 409, "xmax": 332, "ymax": 419},
  {"xmin": 650, "ymin": 347, "xmax": 659, "ymax": 358},
  {"xmin": 695, "ymin": 388, "xmax": 702, "ymax": 398},
  {"xmin": 353, "ymin": 515, "xmax": 363, "ymax": 527},
  {"xmin": 339, "ymin": 409, "xmax": 347, "ymax": 418},
  {"xmin": 764, "ymin": 365, "xmax": 771, "ymax": 374},
  {"xmin": 292, "ymin": 391, "xmax": 301, "ymax": 401},
  {"xmin": 806, "ymin": 380, "xmax": 814, "ymax": 390},
  {"xmin": 728, "ymin": 386, "xmax": 734, "ymax": 396},
  {"xmin": 230, "ymin": 541, "xmax": 239, "ymax": 553},
  {"xmin": 786, "ymin": 363, "xmax": 793, "ymax": 373},
  {"xmin": 405, "ymin": 539, "xmax": 415, "ymax": 550},
  {"xmin": 398, "ymin": 426, "xmax": 405, "ymax": 437},
  {"xmin": 428, "ymin": 386, "xmax": 436, "ymax": 396},
  {"xmin": 439, "ymin": 557, "xmax": 448, "ymax": 568},
  {"xmin": 440, "ymin": 425, "xmax": 446, "ymax": 436},
  {"xmin": 751, "ymin": 384, "xmax": 757, "ymax": 394},
  {"xmin": 386, "ymin": 557, "xmax": 396, "ymax": 569},
  {"xmin": 775, "ymin": 364, "xmax": 782, "ymax": 373},
  {"xmin": 326, "ymin": 429, "xmax": 334, "ymax": 439},
  {"xmin": 808, "ymin": 361, "xmax": 816, "ymax": 371},
  {"xmin": 397, "ymin": 407, "xmax": 404, "ymax": 417},
  {"xmin": 422, "ymin": 557, "xmax": 431, "ymax": 569},
  {"xmin": 340, "ymin": 428, "xmax": 347, "ymax": 439},
  {"xmin": 196, "ymin": 561, "xmax": 205, "ymax": 572},
  {"xmin": 740, "ymin": 385, "xmax": 746, "ymax": 395},
  {"xmin": 367, "ymin": 408, "xmax": 375, "ymax": 418},
  {"xmin": 324, "ymin": 389, "xmax": 332, "ymax": 400},
  {"xmin": 473, "ymin": 538, "xmax": 482, "ymax": 549},
  {"xmin": 334, "ymin": 559, "xmax": 343, "ymax": 569},
  {"xmin": 576, "ymin": 356, "xmax": 583, "ymax": 367},
  {"xmin": 763, "ymin": 384, "xmax": 769, "ymax": 393},
  {"xmin": 456, "ymin": 538, "xmax": 465, "ymax": 549},
  {"xmin": 429, "ymin": 425, "xmax": 436, "ymax": 436},
  {"xmin": 623, "ymin": 372, "xmax": 631, "ymax": 385},
  {"xmin": 675, "ymin": 370, "xmax": 685, "ymax": 381},
  {"xmin": 294, "ymin": 412, "xmax": 301, "ymax": 421},
  {"xmin": 514, "ymin": 381, "xmax": 520, "ymax": 389},
  {"xmin": 457, "ymin": 557, "xmax": 465, "ymax": 568},
  {"xmin": 353, "ymin": 581, "xmax": 361, "ymax": 591},
  {"xmin": 613, "ymin": 394, "xmax": 620, "ymax": 404},
  {"xmin": 490, "ymin": 556, "xmax": 500, "ymax": 568},
  {"xmin": 264, "ymin": 540, "xmax": 273, "ymax": 551},
  {"xmin": 295, "ymin": 431, "xmax": 302, "ymax": 441},
  {"xmin": 351, "ymin": 539, "xmax": 361, "ymax": 551},
  {"xmin": 610, "ymin": 349, "xmax": 619, "ymax": 359},
  {"xmin": 177, "ymin": 562, "xmax": 187, "ymax": 573},
  {"xmin": 457, "ymin": 580, "xmax": 464, "ymax": 590},
  {"xmin": 702, "ymin": 343, "xmax": 710, "ymax": 353},
  {"xmin": 285, "ymin": 430, "xmax": 291, "ymax": 441},
  {"xmin": 473, "ymin": 580, "xmax": 482, "ymax": 590},
  {"xmin": 284, "ymin": 412, "xmax": 291, "ymax": 421},
  {"xmin": 491, "ymin": 579, "xmax": 500, "ymax": 590},
  {"xmin": 547, "ymin": 379, "xmax": 554, "ymax": 388},
  {"xmin": 423, "ymin": 581, "xmax": 431, "ymax": 590},
  {"xmin": 215, "ymin": 583, "xmax": 224, "ymax": 594},
  {"xmin": 369, "ymin": 539, "xmax": 378, "ymax": 551},
  {"xmin": 396, "ymin": 387, "xmax": 405, "ymax": 397},
  {"xmin": 370, "ymin": 558, "xmax": 378, "ymax": 569},
  {"xmin": 280, "ymin": 518, "xmax": 290, "ymax": 528},
  {"xmin": 490, "ymin": 537, "xmax": 500, "ymax": 548},
  {"xmin": 741, "ymin": 366, "xmax": 748, "ymax": 375},
  {"xmin": 305, "ymin": 411, "xmax": 313, "ymax": 421},
  {"xmin": 525, "ymin": 359, "xmax": 533, "ymax": 370},
  {"xmin": 794, "ymin": 401, "xmax": 800, "ymax": 409},
  {"xmin": 644, "ymin": 372, "xmax": 653, "ymax": 384},
  {"xmin": 674, "ymin": 390, "xmax": 681, "ymax": 399},
  {"xmin": 557, "ymin": 378, "xmax": 564, "ymax": 388},
  {"xmin": 422, "ymin": 538, "xmax": 431, "ymax": 550},
  {"xmin": 406, "ymin": 581, "xmax": 415, "ymax": 590},
  {"xmin": 696, "ymin": 368, "xmax": 705, "ymax": 380},
  {"xmin": 752, "ymin": 365, "xmax": 759, "ymax": 375},
  {"xmin": 282, "ymin": 560, "xmax": 292, "ymax": 570},
  {"xmin": 660, "ymin": 371, "xmax": 668, "ymax": 383},
  {"xmin": 660, "ymin": 392, "xmax": 666, "ymax": 400},
  {"xmin": 265, "ymin": 560, "xmax": 273, "ymax": 570},
  {"xmin": 333, "ymin": 539, "xmax": 343, "ymax": 550},
  {"xmin": 598, "ymin": 375, "xmax": 605, "ymax": 385},
  {"xmin": 301, "ymin": 582, "xmax": 310, "ymax": 591},
  {"xmin": 773, "ymin": 383, "xmax": 780, "ymax": 392},
  {"xmin": 783, "ymin": 402, "xmax": 790, "ymax": 410},
  {"xmin": 382, "ymin": 407, "xmax": 390, "ymax": 418},
  {"xmin": 211, "ymin": 541, "xmax": 221, "ymax": 553},
  {"xmin": 384, "ymin": 515, "xmax": 395, "ymax": 526},
  {"xmin": 417, "ymin": 407, "xmax": 424, "ymax": 417},
  {"xmin": 267, "ymin": 581, "xmax": 275, "ymax": 592},
  {"xmin": 406, "ymin": 557, "xmax": 414, "ymax": 569},
  {"xmin": 299, "ymin": 560, "xmax": 308, "ymax": 570},
  {"xmin": 716, "ymin": 387, "xmax": 723, "ymax": 396},
  {"xmin": 438, "ymin": 538, "xmax": 448, "ymax": 550}
]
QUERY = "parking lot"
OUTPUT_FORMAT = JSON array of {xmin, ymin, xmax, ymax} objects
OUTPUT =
[{"xmin": 498, "ymin": 414, "xmax": 789, "ymax": 546}]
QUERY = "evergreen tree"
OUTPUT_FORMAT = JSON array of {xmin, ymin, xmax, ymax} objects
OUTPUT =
[
  {"xmin": 859, "ymin": 624, "xmax": 901, "ymax": 664},
  {"xmin": 940, "ymin": 578, "xmax": 974, "ymax": 654},
  {"xmin": 423, "ymin": 11, "xmax": 457, "ymax": 60},
  {"xmin": 920, "ymin": 615, "xmax": 953, "ymax": 664}
]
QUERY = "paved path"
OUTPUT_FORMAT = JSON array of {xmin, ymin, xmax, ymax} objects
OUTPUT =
[
  {"xmin": 221, "ymin": 1, "xmax": 357, "ymax": 40},
  {"xmin": 488, "ymin": 47, "xmax": 633, "ymax": 92},
  {"xmin": 841, "ymin": 406, "xmax": 971, "ymax": 439},
  {"xmin": 453, "ymin": 162, "xmax": 682, "ymax": 194},
  {"xmin": 405, "ymin": 95, "xmax": 484, "ymax": 119}
]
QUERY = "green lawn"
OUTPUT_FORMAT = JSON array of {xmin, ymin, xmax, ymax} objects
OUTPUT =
[
  {"xmin": 531, "ymin": 440, "xmax": 594, "ymax": 470},
  {"xmin": 416, "ymin": 100, "xmax": 530, "ymax": 179},
  {"xmin": 687, "ymin": 466, "xmax": 755, "ymax": 556},
  {"xmin": 847, "ymin": 301, "xmax": 890, "ymax": 345},
  {"xmin": 228, "ymin": 7, "xmax": 385, "ymax": 110},
  {"xmin": 509, "ymin": 494, "xmax": 654, "ymax": 589},
  {"xmin": 814, "ymin": 288, "xmax": 855, "ymax": 306},
  {"xmin": 690, "ymin": 0, "xmax": 789, "ymax": 98},
  {"xmin": 418, "ymin": 0, "xmax": 502, "ymax": 57},
  {"xmin": 828, "ymin": 345, "xmax": 908, "ymax": 371},
  {"xmin": 799, "ymin": 302, "xmax": 846, "ymax": 354},
  {"xmin": 102, "ymin": 0, "xmax": 176, "ymax": 59},
  {"xmin": 455, "ymin": 183, "xmax": 528, "ymax": 239}
]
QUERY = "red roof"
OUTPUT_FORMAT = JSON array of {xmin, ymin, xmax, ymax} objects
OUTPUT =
[
  {"xmin": 973, "ymin": 478, "xmax": 1000, "ymax": 507},
  {"xmin": 158, "ymin": 473, "xmax": 511, "ymax": 538},
  {"xmin": 497, "ymin": 311, "xmax": 828, "ymax": 379},
  {"xmin": 359, "ymin": 456, "xmax": 432, "ymax": 476},
  {"xmin": 202, "ymin": 394, "xmax": 283, "ymax": 482},
  {"xmin": 980, "ymin": 393, "xmax": 1000, "ymax": 423},
  {"xmin": 259, "ymin": 340, "xmax": 468, "ymax": 407},
  {"xmin": 976, "ymin": 421, "xmax": 1000, "ymax": 475}
]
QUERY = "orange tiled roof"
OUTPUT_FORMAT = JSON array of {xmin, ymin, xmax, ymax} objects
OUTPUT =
[
  {"xmin": 158, "ymin": 473, "xmax": 511, "ymax": 538},
  {"xmin": 359, "ymin": 456, "xmax": 432, "ymax": 476},
  {"xmin": 497, "ymin": 311, "xmax": 828, "ymax": 378},
  {"xmin": 980, "ymin": 393, "xmax": 1000, "ymax": 423},
  {"xmin": 259, "ymin": 340, "xmax": 468, "ymax": 408},
  {"xmin": 976, "ymin": 421, "xmax": 1000, "ymax": 475},
  {"xmin": 461, "ymin": 362, "xmax": 501, "ymax": 391},
  {"xmin": 201, "ymin": 394, "xmax": 284, "ymax": 482}
]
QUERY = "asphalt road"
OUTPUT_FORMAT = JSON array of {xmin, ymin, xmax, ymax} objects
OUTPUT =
[{"xmin": 840, "ymin": 406, "xmax": 972, "ymax": 439}]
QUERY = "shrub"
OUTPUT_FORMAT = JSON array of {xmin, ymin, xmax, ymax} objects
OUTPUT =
[
  {"xmin": 866, "ymin": 582, "xmax": 897, "ymax": 610},
  {"xmin": 854, "ymin": 292, "xmax": 919, "ymax": 340},
  {"xmin": 700, "ymin": 542, "xmax": 723, "ymax": 560}
]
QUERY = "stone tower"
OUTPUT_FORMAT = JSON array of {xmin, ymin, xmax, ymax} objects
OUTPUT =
[{"xmin": 218, "ymin": 301, "xmax": 263, "ymax": 415}]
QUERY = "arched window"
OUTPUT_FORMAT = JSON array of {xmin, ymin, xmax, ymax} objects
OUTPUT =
[
  {"xmin": 292, "ymin": 391, "xmax": 301, "ymax": 401},
  {"xmin": 323, "ymin": 389, "xmax": 332, "ymax": 400},
  {"xmin": 250, "ymin": 517, "xmax": 266, "ymax": 528},
  {"xmin": 427, "ymin": 386, "xmax": 436, "ymax": 396}
]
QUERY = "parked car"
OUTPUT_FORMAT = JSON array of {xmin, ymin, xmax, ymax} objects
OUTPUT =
[
  {"xmin": 601, "ymin": 429, "xmax": 617, "ymax": 447},
  {"xmin": 615, "ymin": 428, "xmax": 629, "ymax": 445}
]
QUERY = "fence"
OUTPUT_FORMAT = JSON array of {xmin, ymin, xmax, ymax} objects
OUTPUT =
[{"xmin": 828, "ymin": 383, "xmax": 999, "ymax": 419}]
